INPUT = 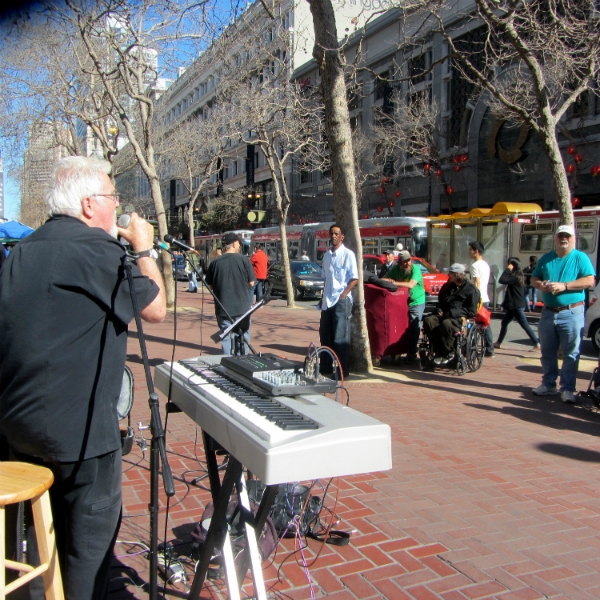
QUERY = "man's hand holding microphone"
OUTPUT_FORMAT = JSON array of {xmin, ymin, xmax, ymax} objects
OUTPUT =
[{"xmin": 117, "ymin": 213, "xmax": 167, "ymax": 321}]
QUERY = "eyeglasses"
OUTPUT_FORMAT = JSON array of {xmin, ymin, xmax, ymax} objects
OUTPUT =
[
  {"xmin": 557, "ymin": 233, "xmax": 572, "ymax": 239},
  {"xmin": 93, "ymin": 193, "xmax": 120, "ymax": 205}
]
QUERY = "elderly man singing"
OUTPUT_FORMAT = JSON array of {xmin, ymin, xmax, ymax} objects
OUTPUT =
[{"xmin": 0, "ymin": 156, "xmax": 166, "ymax": 600}]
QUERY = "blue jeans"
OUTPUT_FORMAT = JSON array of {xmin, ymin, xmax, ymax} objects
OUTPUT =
[
  {"xmin": 538, "ymin": 304, "xmax": 584, "ymax": 392},
  {"xmin": 483, "ymin": 302, "xmax": 494, "ymax": 353},
  {"xmin": 526, "ymin": 286, "xmax": 538, "ymax": 311},
  {"xmin": 319, "ymin": 296, "xmax": 352, "ymax": 376},
  {"xmin": 408, "ymin": 303, "xmax": 426, "ymax": 356},
  {"xmin": 497, "ymin": 308, "xmax": 539, "ymax": 346},
  {"xmin": 217, "ymin": 315, "xmax": 251, "ymax": 355},
  {"xmin": 254, "ymin": 280, "xmax": 265, "ymax": 301}
]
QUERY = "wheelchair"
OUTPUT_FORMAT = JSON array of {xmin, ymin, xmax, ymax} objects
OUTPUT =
[{"xmin": 419, "ymin": 317, "xmax": 486, "ymax": 375}]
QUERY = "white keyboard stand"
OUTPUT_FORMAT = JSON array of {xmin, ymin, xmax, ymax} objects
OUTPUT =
[{"xmin": 187, "ymin": 432, "xmax": 279, "ymax": 600}]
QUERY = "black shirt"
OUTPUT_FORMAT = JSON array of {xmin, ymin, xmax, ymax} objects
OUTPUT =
[
  {"xmin": 499, "ymin": 269, "xmax": 527, "ymax": 310},
  {"xmin": 438, "ymin": 279, "xmax": 480, "ymax": 320},
  {"xmin": 205, "ymin": 252, "xmax": 255, "ymax": 318},
  {"xmin": 0, "ymin": 216, "xmax": 159, "ymax": 462}
]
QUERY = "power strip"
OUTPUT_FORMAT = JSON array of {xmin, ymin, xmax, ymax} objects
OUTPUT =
[{"xmin": 156, "ymin": 552, "xmax": 187, "ymax": 584}]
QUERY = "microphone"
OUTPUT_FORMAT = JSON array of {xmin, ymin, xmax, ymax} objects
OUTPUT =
[
  {"xmin": 154, "ymin": 238, "xmax": 174, "ymax": 255},
  {"xmin": 163, "ymin": 234, "xmax": 197, "ymax": 254},
  {"xmin": 117, "ymin": 213, "xmax": 131, "ymax": 228}
]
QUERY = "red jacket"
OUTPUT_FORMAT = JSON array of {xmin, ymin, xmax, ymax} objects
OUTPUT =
[{"xmin": 250, "ymin": 249, "xmax": 269, "ymax": 279}]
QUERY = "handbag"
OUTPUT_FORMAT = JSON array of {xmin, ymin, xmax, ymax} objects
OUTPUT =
[{"xmin": 474, "ymin": 304, "xmax": 491, "ymax": 327}]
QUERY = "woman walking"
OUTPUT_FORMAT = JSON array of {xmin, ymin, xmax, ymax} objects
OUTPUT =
[{"xmin": 494, "ymin": 257, "xmax": 540, "ymax": 351}]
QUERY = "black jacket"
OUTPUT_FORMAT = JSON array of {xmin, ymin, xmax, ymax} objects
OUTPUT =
[
  {"xmin": 438, "ymin": 279, "xmax": 480, "ymax": 320},
  {"xmin": 499, "ymin": 268, "xmax": 527, "ymax": 310}
]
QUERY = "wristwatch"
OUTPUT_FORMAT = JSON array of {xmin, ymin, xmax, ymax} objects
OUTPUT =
[{"xmin": 137, "ymin": 249, "xmax": 158, "ymax": 260}]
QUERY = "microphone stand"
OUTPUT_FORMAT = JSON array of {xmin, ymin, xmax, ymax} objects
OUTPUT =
[
  {"xmin": 180, "ymin": 249, "xmax": 259, "ymax": 355},
  {"xmin": 123, "ymin": 254, "xmax": 175, "ymax": 600}
]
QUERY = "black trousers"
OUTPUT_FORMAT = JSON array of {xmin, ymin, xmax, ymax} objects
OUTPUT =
[
  {"xmin": 319, "ymin": 297, "xmax": 352, "ymax": 377},
  {"xmin": 423, "ymin": 315, "xmax": 461, "ymax": 356},
  {"xmin": 9, "ymin": 449, "xmax": 122, "ymax": 600}
]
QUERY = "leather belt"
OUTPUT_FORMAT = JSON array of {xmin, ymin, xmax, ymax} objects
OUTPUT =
[{"xmin": 544, "ymin": 301, "xmax": 584, "ymax": 313}]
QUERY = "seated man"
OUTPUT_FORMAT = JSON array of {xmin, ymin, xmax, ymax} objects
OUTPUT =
[{"xmin": 422, "ymin": 263, "xmax": 480, "ymax": 363}]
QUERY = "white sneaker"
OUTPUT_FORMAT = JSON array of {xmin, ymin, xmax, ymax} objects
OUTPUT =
[
  {"xmin": 532, "ymin": 384, "xmax": 558, "ymax": 396},
  {"xmin": 561, "ymin": 390, "xmax": 575, "ymax": 404}
]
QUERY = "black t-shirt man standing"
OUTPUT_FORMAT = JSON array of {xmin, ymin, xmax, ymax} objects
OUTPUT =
[
  {"xmin": 0, "ymin": 156, "xmax": 166, "ymax": 600},
  {"xmin": 205, "ymin": 232, "xmax": 256, "ymax": 354}
]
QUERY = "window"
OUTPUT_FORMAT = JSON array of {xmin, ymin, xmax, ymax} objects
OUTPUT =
[
  {"xmin": 408, "ymin": 51, "xmax": 432, "ymax": 86},
  {"xmin": 348, "ymin": 81, "xmax": 363, "ymax": 111},
  {"xmin": 520, "ymin": 222, "xmax": 555, "ymax": 252},
  {"xmin": 232, "ymin": 160, "xmax": 238, "ymax": 176},
  {"xmin": 300, "ymin": 169, "xmax": 312, "ymax": 184},
  {"xmin": 375, "ymin": 71, "xmax": 392, "ymax": 102},
  {"xmin": 449, "ymin": 27, "xmax": 486, "ymax": 147},
  {"xmin": 576, "ymin": 220, "xmax": 596, "ymax": 253}
]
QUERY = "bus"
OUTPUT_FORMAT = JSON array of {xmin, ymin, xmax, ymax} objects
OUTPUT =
[
  {"xmin": 250, "ymin": 225, "xmax": 304, "ymax": 262},
  {"xmin": 427, "ymin": 202, "xmax": 600, "ymax": 305},
  {"xmin": 194, "ymin": 229, "xmax": 253, "ymax": 268},
  {"xmin": 251, "ymin": 217, "xmax": 429, "ymax": 263}
]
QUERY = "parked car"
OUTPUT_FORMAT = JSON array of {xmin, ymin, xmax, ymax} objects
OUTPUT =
[
  {"xmin": 267, "ymin": 260, "xmax": 325, "ymax": 300},
  {"xmin": 362, "ymin": 253, "xmax": 448, "ymax": 304},
  {"xmin": 584, "ymin": 281, "xmax": 600, "ymax": 351},
  {"xmin": 172, "ymin": 254, "xmax": 188, "ymax": 281}
]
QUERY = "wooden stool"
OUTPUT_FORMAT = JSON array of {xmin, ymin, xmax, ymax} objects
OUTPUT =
[{"xmin": 0, "ymin": 462, "xmax": 64, "ymax": 599}]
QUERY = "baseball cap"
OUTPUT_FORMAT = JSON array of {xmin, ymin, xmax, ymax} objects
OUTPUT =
[
  {"xmin": 382, "ymin": 249, "xmax": 393, "ymax": 255},
  {"xmin": 222, "ymin": 232, "xmax": 241, "ymax": 246},
  {"xmin": 398, "ymin": 250, "xmax": 411, "ymax": 262},
  {"xmin": 556, "ymin": 225, "xmax": 575, "ymax": 236},
  {"xmin": 448, "ymin": 263, "xmax": 466, "ymax": 274}
]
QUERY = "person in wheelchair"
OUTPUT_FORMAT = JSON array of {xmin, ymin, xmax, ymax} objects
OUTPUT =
[{"xmin": 423, "ymin": 263, "xmax": 480, "ymax": 364}]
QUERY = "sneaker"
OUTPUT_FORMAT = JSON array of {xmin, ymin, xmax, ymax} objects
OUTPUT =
[
  {"xmin": 530, "ymin": 345, "xmax": 540, "ymax": 352},
  {"xmin": 561, "ymin": 390, "xmax": 575, "ymax": 404},
  {"xmin": 493, "ymin": 342, "xmax": 502, "ymax": 349},
  {"xmin": 485, "ymin": 351, "xmax": 495, "ymax": 358},
  {"xmin": 532, "ymin": 384, "xmax": 558, "ymax": 396},
  {"xmin": 434, "ymin": 352, "xmax": 455, "ymax": 365}
]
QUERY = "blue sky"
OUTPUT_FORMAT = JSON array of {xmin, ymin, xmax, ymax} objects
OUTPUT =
[{"xmin": 4, "ymin": 176, "xmax": 20, "ymax": 220}]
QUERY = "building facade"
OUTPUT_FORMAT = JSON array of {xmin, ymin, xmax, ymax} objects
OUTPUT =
[{"xmin": 117, "ymin": 1, "xmax": 600, "ymax": 228}]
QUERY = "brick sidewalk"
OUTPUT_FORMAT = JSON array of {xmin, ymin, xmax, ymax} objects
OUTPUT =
[{"xmin": 113, "ymin": 286, "xmax": 600, "ymax": 599}]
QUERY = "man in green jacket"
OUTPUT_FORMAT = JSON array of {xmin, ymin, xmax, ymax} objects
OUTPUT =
[{"xmin": 382, "ymin": 250, "xmax": 426, "ymax": 364}]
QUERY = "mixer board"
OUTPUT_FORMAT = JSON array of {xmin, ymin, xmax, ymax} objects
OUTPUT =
[{"xmin": 218, "ymin": 353, "xmax": 337, "ymax": 395}]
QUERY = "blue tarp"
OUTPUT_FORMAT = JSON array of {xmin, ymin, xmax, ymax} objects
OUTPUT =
[{"xmin": 0, "ymin": 220, "xmax": 34, "ymax": 241}]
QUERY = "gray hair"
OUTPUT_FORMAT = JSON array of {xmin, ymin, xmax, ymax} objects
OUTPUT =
[{"xmin": 47, "ymin": 156, "xmax": 112, "ymax": 218}]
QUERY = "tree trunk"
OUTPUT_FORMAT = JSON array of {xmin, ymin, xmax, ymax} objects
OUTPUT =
[
  {"xmin": 308, "ymin": 0, "xmax": 372, "ymax": 373},
  {"xmin": 150, "ymin": 176, "xmax": 176, "ymax": 305},
  {"xmin": 277, "ymin": 218, "xmax": 296, "ymax": 307},
  {"xmin": 539, "ymin": 126, "xmax": 574, "ymax": 225},
  {"xmin": 265, "ymin": 152, "xmax": 295, "ymax": 307}
]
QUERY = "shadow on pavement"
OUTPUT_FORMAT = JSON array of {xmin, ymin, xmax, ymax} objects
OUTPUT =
[
  {"xmin": 536, "ymin": 442, "xmax": 600, "ymax": 462},
  {"xmin": 261, "ymin": 343, "xmax": 310, "ymax": 356},
  {"xmin": 465, "ymin": 401, "xmax": 600, "ymax": 438},
  {"xmin": 109, "ymin": 560, "xmax": 146, "ymax": 598}
]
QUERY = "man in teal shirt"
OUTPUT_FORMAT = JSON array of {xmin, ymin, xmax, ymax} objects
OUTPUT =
[
  {"xmin": 382, "ymin": 250, "xmax": 426, "ymax": 364},
  {"xmin": 531, "ymin": 224, "xmax": 595, "ymax": 404}
]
